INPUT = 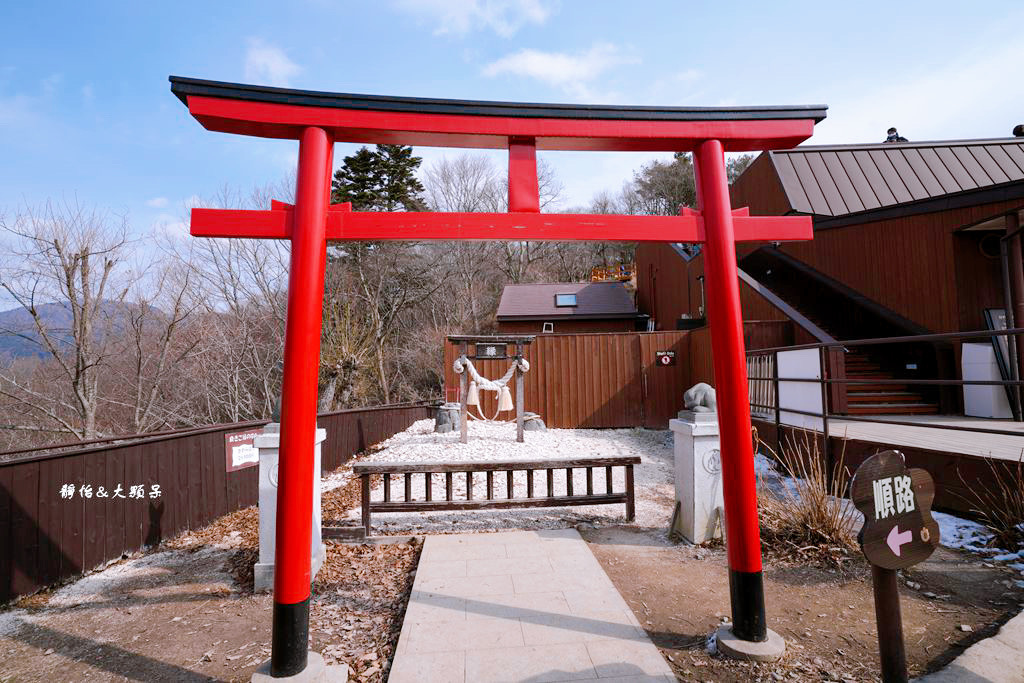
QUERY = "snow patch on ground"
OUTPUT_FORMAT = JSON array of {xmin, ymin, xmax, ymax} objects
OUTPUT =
[
  {"xmin": 322, "ymin": 468, "xmax": 353, "ymax": 493},
  {"xmin": 933, "ymin": 511, "xmax": 991, "ymax": 551},
  {"xmin": 348, "ymin": 419, "xmax": 676, "ymax": 535},
  {"xmin": 0, "ymin": 609, "xmax": 28, "ymax": 637},
  {"xmin": 47, "ymin": 546, "xmax": 231, "ymax": 609}
]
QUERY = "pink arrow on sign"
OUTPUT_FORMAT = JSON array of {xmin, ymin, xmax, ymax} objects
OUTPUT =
[{"xmin": 887, "ymin": 525, "xmax": 913, "ymax": 556}]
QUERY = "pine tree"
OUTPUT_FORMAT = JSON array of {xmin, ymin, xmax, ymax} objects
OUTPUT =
[
  {"xmin": 331, "ymin": 147, "xmax": 380, "ymax": 209},
  {"xmin": 330, "ymin": 144, "xmax": 425, "ymax": 211},
  {"xmin": 375, "ymin": 145, "xmax": 427, "ymax": 211}
]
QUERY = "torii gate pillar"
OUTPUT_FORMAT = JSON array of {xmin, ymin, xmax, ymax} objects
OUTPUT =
[
  {"xmin": 695, "ymin": 139, "xmax": 767, "ymax": 640},
  {"xmin": 271, "ymin": 126, "xmax": 334, "ymax": 676}
]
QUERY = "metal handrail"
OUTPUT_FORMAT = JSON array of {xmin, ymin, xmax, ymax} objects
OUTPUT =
[
  {"xmin": 749, "ymin": 327, "xmax": 1024, "ymax": 354},
  {"xmin": 744, "ymin": 327, "xmax": 1024, "ymax": 460}
]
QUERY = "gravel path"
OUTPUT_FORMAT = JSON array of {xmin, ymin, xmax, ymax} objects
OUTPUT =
[{"xmin": 343, "ymin": 419, "xmax": 676, "ymax": 535}]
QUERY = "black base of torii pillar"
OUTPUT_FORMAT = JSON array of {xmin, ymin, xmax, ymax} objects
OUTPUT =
[{"xmin": 448, "ymin": 335, "xmax": 535, "ymax": 443}]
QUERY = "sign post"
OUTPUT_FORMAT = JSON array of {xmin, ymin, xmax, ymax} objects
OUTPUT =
[{"xmin": 851, "ymin": 450, "xmax": 940, "ymax": 683}]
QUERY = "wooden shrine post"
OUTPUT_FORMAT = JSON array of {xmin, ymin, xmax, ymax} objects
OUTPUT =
[
  {"xmin": 459, "ymin": 340, "xmax": 469, "ymax": 444},
  {"xmin": 516, "ymin": 341, "xmax": 525, "ymax": 443}
]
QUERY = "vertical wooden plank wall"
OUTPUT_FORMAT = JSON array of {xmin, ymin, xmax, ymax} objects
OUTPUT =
[
  {"xmin": 0, "ymin": 403, "xmax": 431, "ymax": 604},
  {"xmin": 443, "ymin": 331, "xmax": 693, "ymax": 429}
]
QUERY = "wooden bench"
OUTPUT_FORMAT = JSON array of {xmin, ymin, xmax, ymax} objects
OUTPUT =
[{"xmin": 350, "ymin": 457, "xmax": 640, "ymax": 535}]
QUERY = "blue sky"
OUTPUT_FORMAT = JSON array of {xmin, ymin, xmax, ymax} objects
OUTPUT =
[{"xmin": 2, "ymin": 0, "xmax": 1023, "ymax": 239}]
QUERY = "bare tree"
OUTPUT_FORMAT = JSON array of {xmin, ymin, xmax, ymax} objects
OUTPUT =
[
  {"xmin": 164, "ymin": 184, "xmax": 292, "ymax": 424},
  {"xmin": 0, "ymin": 200, "xmax": 132, "ymax": 439}
]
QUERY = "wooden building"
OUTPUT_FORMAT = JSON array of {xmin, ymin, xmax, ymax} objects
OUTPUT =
[
  {"xmin": 496, "ymin": 281, "xmax": 648, "ymax": 334},
  {"xmin": 637, "ymin": 136, "xmax": 1024, "ymax": 416}
]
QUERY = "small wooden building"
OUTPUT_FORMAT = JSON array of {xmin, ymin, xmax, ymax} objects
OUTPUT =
[{"xmin": 496, "ymin": 281, "xmax": 649, "ymax": 334}]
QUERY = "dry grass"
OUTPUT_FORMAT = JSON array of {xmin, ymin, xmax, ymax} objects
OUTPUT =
[
  {"xmin": 756, "ymin": 429, "xmax": 859, "ymax": 567},
  {"xmin": 961, "ymin": 451, "xmax": 1024, "ymax": 550}
]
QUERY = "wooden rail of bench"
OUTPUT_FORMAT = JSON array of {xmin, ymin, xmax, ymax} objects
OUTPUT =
[{"xmin": 350, "ymin": 457, "xmax": 640, "ymax": 535}]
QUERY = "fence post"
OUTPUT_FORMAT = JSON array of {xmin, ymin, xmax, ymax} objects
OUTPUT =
[
  {"xmin": 773, "ymin": 351, "xmax": 781, "ymax": 455},
  {"xmin": 360, "ymin": 473, "xmax": 371, "ymax": 537},
  {"xmin": 819, "ymin": 345, "xmax": 832, "ymax": 487},
  {"xmin": 625, "ymin": 464, "xmax": 636, "ymax": 521},
  {"xmin": 459, "ymin": 341, "xmax": 469, "ymax": 443}
]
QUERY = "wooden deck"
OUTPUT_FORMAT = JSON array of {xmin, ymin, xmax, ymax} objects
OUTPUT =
[{"xmin": 827, "ymin": 415, "xmax": 1024, "ymax": 462}]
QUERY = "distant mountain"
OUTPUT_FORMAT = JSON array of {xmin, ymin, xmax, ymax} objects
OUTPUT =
[
  {"xmin": 0, "ymin": 303, "xmax": 74, "ymax": 361},
  {"xmin": 0, "ymin": 301, "xmax": 147, "ymax": 362}
]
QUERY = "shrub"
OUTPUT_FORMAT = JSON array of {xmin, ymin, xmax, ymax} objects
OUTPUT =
[
  {"xmin": 756, "ymin": 429, "xmax": 858, "ymax": 563},
  {"xmin": 961, "ymin": 451, "xmax": 1024, "ymax": 551}
]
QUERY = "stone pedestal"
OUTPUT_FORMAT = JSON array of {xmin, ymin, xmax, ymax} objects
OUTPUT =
[
  {"xmin": 670, "ymin": 411, "xmax": 724, "ymax": 544},
  {"xmin": 251, "ymin": 653, "xmax": 348, "ymax": 682},
  {"xmin": 254, "ymin": 424, "xmax": 327, "ymax": 592},
  {"xmin": 434, "ymin": 402, "xmax": 462, "ymax": 433}
]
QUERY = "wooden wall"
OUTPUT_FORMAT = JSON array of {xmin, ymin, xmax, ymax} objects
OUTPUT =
[
  {"xmin": 730, "ymin": 152, "xmax": 794, "ymax": 216},
  {"xmin": 0, "ymin": 403, "xmax": 431, "ymax": 604},
  {"xmin": 444, "ymin": 331, "xmax": 692, "ymax": 429},
  {"xmin": 776, "ymin": 201, "xmax": 1021, "ymax": 334},
  {"xmin": 635, "ymin": 242, "xmax": 802, "ymax": 339},
  {"xmin": 636, "ymin": 243, "xmax": 694, "ymax": 331}
]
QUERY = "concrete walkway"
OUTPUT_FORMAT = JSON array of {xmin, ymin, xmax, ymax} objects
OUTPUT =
[
  {"xmin": 915, "ymin": 608, "xmax": 1024, "ymax": 683},
  {"xmin": 388, "ymin": 529, "xmax": 675, "ymax": 683}
]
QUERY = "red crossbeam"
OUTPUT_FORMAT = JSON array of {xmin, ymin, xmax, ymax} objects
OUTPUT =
[
  {"xmin": 186, "ymin": 95, "xmax": 815, "ymax": 152},
  {"xmin": 190, "ymin": 206, "xmax": 812, "ymax": 243}
]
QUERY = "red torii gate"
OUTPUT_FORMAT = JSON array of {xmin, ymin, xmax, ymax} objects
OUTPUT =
[{"xmin": 170, "ymin": 76, "xmax": 826, "ymax": 678}]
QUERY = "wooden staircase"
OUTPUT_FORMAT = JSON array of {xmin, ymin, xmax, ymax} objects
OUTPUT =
[
  {"xmin": 801, "ymin": 311, "xmax": 939, "ymax": 416},
  {"xmin": 738, "ymin": 248, "xmax": 942, "ymax": 418},
  {"xmin": 842, "ymin": 351, "xmax": 939, "ymax": 415}
]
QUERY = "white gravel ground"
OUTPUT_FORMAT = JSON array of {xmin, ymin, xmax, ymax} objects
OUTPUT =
[{"xmin": 344, "ymin": 418, "xmax": 676, "ymax": 535}]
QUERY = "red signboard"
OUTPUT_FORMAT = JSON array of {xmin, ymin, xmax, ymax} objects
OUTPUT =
[{"xmin": 225, "ymin": 429, "xmax": 262, "ymax": 472}]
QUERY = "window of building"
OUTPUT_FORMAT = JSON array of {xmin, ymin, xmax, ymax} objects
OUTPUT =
[
  {"xmin": 542, "ymin": 322, "xmax": 554, "ymax": 333},
  {"xmin": 554, "ymin": 293, "xmax": 577, "ymax": 307}
]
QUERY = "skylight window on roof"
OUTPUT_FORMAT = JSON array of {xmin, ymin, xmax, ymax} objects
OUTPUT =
[{"xmin": 555, "ymin": 293, "xmax": 577, "ymax": 307}]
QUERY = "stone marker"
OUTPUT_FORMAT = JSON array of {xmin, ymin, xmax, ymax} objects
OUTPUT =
[
  {"xmin": 254, "ymin": 423, "xmax": 327, "ymax": 592},
  {"xmin": 434, "ymin": 401, "xmax": 461, "ymax": 433},
  {"xmin": 523, "ymin": 411, "xmax": 547, "ymax": 431},
  {"xmin": 669, "ymin": 408, "xmax": 723, "ymax": 543}
]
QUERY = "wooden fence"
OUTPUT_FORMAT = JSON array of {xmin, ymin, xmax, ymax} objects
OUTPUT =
[
  {"xmin": 0, "ymin": 402, "xmax": 431, "ymax": 604},
  {"xmin": 443, "ymin": 331, "xmax": 691, "ymax": 429}
]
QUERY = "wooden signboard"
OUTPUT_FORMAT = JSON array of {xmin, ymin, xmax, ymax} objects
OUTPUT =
[
  {"xmin": 225, "ymin": 429, "xmax": 262, "ymax": 472},
  {"xmin": 850, "ymin": 450, "xmax": 940, "ymax": 570},
  {"xmin": 850, "ymin": 450, "xmax": 940, "ymax": 682},
  {"xmin": 475, "ymin": 342, "xmax": 508, "ymax": 360}
]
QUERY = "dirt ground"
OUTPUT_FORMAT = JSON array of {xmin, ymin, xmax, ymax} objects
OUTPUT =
[
  {"xmin": 2, "ymin": 526, "xmax": 1021, "ymax": 683},
  {"xmin": 582, "ymin": 525, "xmax": 1024, "ymax": 682},
  {"xmin": 2, "ymin": 430, "xmax": 1021, "ymax": 682},
  {"xmin": 0, "ymin": 512, "xmax": 420, "ymax": 683}
]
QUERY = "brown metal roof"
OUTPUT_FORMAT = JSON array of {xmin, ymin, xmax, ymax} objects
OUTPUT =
[
  {"xmin": 496, "ymin": 282, "xmax": 640, "ymax": 320},
  {"xmin": 767, "ymin": 138, "xmax": 1024, "ymax": 217}
]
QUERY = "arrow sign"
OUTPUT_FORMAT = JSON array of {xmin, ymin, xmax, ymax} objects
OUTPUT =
[{"xmin": 886, "ymin": 525, "xmax": 913, "ymax": 557}]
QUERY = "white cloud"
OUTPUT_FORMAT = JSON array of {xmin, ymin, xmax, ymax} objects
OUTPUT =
[
  {"xmin": 395, "ymin": 0, "xmax": 553, "ymax": 37},
  {"xmin": 40, "ymin": 73, "xmax": 62, "ymax": 96},
  {"xmin": 244, "ymin": 38, "xmax": 301, "ymax": 87},
  {"xmin": 482, "ymin": 43, "xmax": 638, "ymax": 98},
  {"xmin": 145, "ymin": 197, "xmax": 168, "ymax": 208},
  {"xmin": 151, "ymin": 213, "xmax": 189, "ymax": 241}
]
